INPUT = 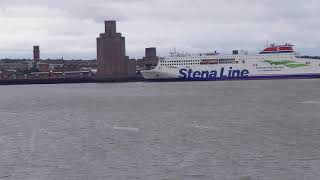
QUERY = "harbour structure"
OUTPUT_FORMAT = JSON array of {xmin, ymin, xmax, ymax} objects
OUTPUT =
[
  {"xmin": 141, "ymin": 43, "xmax": 320, "ymax": 81},
  {"xmin": 97, "ymin": 20, "xmax": 136, "ymax": 78}
]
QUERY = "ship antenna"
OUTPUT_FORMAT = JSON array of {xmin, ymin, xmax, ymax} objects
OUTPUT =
[{"xmin": 170, "ymin": 48, "xmax": 177, "ymax": 56}]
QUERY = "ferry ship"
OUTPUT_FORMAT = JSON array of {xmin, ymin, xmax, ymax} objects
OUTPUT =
[{"xmin": 141, "ymin": 44, "xmax": 320, "ymax": 81}]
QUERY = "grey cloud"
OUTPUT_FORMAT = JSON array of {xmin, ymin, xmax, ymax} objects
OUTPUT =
[
  {"xmin": 0, "ymin": 0, "xmax": 142, "ymax": 21},
  {"xmin": 1, "ymin": 0, "xmax": 320, "ymax": 59}
]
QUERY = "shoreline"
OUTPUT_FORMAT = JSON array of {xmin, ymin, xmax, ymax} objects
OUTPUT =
[{"xmin": 0, "ymin": 77, "xmax": 146, "ymax": 85}]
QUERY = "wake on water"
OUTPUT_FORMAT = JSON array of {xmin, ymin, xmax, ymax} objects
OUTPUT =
[{"xmin": 300, "ymin": 101, "xmax": 320, "ymax": 104}]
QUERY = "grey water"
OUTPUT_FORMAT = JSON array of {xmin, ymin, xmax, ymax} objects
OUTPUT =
[{"xmin": 1, "ymin": 80, "xmax": 320, "ymax": 180}]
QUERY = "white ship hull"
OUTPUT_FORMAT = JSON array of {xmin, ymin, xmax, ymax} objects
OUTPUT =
[{"xmin": 141, "ymin": 44, "xmax": 320, "ymax": 81}]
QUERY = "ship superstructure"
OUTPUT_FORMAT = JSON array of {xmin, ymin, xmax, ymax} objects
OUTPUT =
[{"xmin": 141, "ymin": 44, "xmax": 320, "ymax": 81}]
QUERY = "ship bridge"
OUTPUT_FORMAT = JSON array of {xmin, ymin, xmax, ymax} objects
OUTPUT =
[{"xmin": 260, "ymin": 43, "xmax": 294, "ymax": 54}]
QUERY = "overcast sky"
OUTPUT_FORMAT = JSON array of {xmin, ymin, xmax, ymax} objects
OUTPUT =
[{"xmin": 0, "ymin": 0, "xmax": 319, "ymax": 59}]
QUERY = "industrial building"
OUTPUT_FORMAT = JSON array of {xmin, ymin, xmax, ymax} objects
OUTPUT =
[
  {"xmin": 136, "ymin": 47, "xmax": 159, "ymax": 70},
  {"xmin": 33, "ymin": 46, "xmax": 40, "ymax": 62},
  {"xmin": 97, "ymin": 21, "xmax": 136, "ymax": 78}
]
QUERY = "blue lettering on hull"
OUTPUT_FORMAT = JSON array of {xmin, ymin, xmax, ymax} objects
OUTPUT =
[{"xmin": 179, "ymin": 68, "xmax": 250, "ymax": 80}]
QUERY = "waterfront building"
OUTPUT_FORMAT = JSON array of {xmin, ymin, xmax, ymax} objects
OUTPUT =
[
  {"xmin": 97, "ymin": 21, "xmax": 136, "ymax": 78},
  {"xmin": 33, "ymin": 46, "xmax": 40, "ymax": 62},
  {"xmin": 137, "ymin": 47, "xmax": 159, "ymax": 70}
]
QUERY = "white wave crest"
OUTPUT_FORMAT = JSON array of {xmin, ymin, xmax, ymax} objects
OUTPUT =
[{"xmin": 113, "ymin": 126, "xmax": 140, "ymax": 132}]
